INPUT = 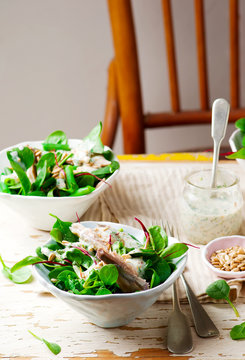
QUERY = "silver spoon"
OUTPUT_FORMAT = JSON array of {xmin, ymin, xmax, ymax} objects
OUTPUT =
[
  {"xmin": 167, "ymin": 279, "xmax": 193, "ymax": 354},
  {"xmin": 180, "ymin": 274, "xmax": 219, "ymax": 337},
  {"xmin": 210, "ymin": 98, "xmax": 230, "ymax": 188}
]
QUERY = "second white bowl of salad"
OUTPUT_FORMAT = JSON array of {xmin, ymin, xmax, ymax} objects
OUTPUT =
[
  {"xmin": 11, "ymin": 218, "xmax": 188, "ymax": 328},
  {"xmin": 0, "ymin": 123, "xmax": 119, "ymax": 230}
]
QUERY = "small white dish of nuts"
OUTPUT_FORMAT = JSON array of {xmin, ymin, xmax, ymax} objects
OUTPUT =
[{"xmin": 202, "ymin": 236, "xmax": 245, "ymax": 279}]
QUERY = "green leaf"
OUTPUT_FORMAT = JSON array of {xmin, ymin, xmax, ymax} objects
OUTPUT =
[
  {"xmin": 50, "ymin": 214, "xmax": 78, "ymax": 242},
  {"xmin": 48, "ymin": 266, "xmax": 74, "ymax": 282},
  {"xmin": 152, "ymin": 257, "xmax": 171, "ymax": 283},
  {"xmin": 65, "ymin": 165, "xmax": 78, "ymax": 192},
  {"xmin": 28, "ymin": 330, "xmax": 61, "ymax": 355},
  {"xmin": 27, "ymin": 191, "xmax": 46, "ymax": 196},
  {"xmin": 50, "ymin": 228, "xmax": 63, "ymax": 244},
  {"xmin": 96, "ymin": 287, "xmax": 112, "ymax": 295},
  {"xmin": 160, "ymin": 243, "xmax": 188, "ymax": 260},
  {"xmin": 235, "ymin": 118, "xmax": 245, "ymax": 132},
  {"xmin": 83, "ymin": 122, "xmax": 104, "ymax": 153},
  {"xmin": 92, "ymin": 161, "xmax": 119, "ymax": 177},
  {"xmin": 33, "ymin": 160, "xmax": 48, "ymax": 190},
  {"xmin": 7, "ymin": 147, "xmax": 34, "ymax": 171},
  {"xmin": 226, "ymin": 148, "xmax": 245, "ymax": 159},
  {"xmin": 66, "ymin": 248, "xmax": 93, "ymax": 269},
  {"xmin": 36, "ymin": 152, "xmax": 55, "ymax": 171},
  {"xmin": 0, "ymin": 254, "xmax": 32, "ymax": 284},
  {"xmin": 0, "ymin": 181, "xmax": 11, "ymax": 193},
  {"xmin": 11, "ymin": 255, "xmax": 41, "ymax": 273},
  {"xmin": 230, "ymin": 322, "xmax": 245, "ymax": 340},
  {"xmin": 206, "ymin": 279, "xmax": 230, "ymax": 300},
  {"xmin": 206, "ymin": 279, "xmax": 240, "ymax": 317},
  {"xmin": 99, "ymin": 264, "xmax": 118, "ymax": 285},
  {"xmin": 42, "ymin": 130, "xmax": 70, "ymax": 151},
  {"xmin": 150, "ymin": 269, "xmax": 161, "ymax": 288},
  {"xmin": 148, "ymin": 226, "xmax": 168, "ymax": 253},
  {"xmin": 69, "ymin": 185, "xmax": 95, "ymax": 197},
  {"xmin": 7, "ymin": 152, "xmax": 31, "ymax": 195}
]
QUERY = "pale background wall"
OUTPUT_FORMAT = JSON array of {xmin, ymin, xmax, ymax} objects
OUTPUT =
[{"xmin": 0, "ymin": 0, "xmax": 244, "ymax": 154}]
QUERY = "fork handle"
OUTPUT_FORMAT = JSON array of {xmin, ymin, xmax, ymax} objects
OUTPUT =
[{"xmin": 180, "ymin": 274, "xmax": 220, "ymax": 338}]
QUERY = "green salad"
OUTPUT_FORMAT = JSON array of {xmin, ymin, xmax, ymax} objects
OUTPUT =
[
  {"xmin": 227, "ymin": 118, "xmax": 245, "ymax": 159},
  {"xmin": 11, "ymin": 217, "xmax": 188, "ymax": 295},
  {"xmin": 0, "ymin": 123, "xmax": 119, "ymax": 197}
]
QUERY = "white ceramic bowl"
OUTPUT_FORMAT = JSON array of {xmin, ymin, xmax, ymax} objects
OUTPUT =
[
  {"xmin": 34, "ymin": 221, "xmax": 187, "ymax": 328},
  {"xmin": 229, "ymin": 129, "xmax": 245, "ymax": 170},
  {"xmin": 0, "ymin": 140, "xmax": 119, "ymax": 230},
  {"xmin": 202, "ymin": 235, "xmax": 245, "ymax": 279}
]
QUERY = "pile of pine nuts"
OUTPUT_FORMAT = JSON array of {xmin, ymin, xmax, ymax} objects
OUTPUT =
[{"xmin": 210, "ymin": 245, "xmax": 245, "ymax": 272}]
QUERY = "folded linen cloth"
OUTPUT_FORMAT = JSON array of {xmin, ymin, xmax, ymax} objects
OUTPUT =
[{"xmin": 82, "ymin": 161, "xmax": 245, "ymax": 303}]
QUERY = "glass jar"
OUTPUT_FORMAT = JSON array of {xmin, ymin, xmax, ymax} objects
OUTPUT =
[{"xmin": 180, "ymin": 168, "xmax": 243, "ymax": 244}]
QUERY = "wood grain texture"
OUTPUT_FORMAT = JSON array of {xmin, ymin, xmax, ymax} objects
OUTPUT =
[
  {"xmin": 1, "ymin": 161, "xmax": 245, "ymax": 359},
  {"xmin": 144, "ymin": 108, "xmax": 245, "ymax": 127},
  {"xmin": 194, "ymin": 0, "xmax": 209, "ymax": 110},
  {"xmin": 107, "ymin": 0, "xmax": 145, "ymax": 154},
  {"xmin": 101, "ymin": 59, "xmax": 119, "ymax": 149},
  {"xmin": 161, "ymin": 0, "xmax": 180, "ymax": 112}
]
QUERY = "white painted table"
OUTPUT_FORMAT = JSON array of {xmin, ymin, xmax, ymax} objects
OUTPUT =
[{"xmin": 1, "ymin": 156, "xmax": 245, "ymax": 360}]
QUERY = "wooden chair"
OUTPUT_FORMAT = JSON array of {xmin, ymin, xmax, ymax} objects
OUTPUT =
[{"xmin": 101, "ymin": 0, "xmax": 245, "ymax": 154}]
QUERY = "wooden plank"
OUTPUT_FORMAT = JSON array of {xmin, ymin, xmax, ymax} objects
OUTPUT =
[
  {"xmin": 101, "ymin": 59, "xmax": 119, "ymax": 149},
  {"xmin": 194, "ymin": 0, "xmax": 209, "ymax": 110},
  {"xmin": 144, "ymin": 108, "xmax": 245, "ymax": 127},
  {"xmin": 107, "ymin": 0, "xmax": 145, "ymax": 154},
  {"xmin": 161, "ymin": 0, "xmax": 180, "ymax": 112}
]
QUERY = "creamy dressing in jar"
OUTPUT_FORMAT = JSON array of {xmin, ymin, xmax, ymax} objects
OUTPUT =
[{"xmin": 180, "ymin": 169, "xmax": 243, "ymax": 244}]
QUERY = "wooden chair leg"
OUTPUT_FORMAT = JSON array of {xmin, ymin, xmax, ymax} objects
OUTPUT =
[{"xmin": 101, "ymin": 59, "xmax": 119, "ymax": 149}]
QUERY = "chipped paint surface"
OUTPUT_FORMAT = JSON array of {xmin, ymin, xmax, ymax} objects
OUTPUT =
[{"xmin": 0, "ymin": 161, "xmax": 245, "ymax": 359}]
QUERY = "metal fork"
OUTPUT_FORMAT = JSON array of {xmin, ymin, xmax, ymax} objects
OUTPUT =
[{"xmin": 165, "ymin": 222, "xmax": 220, "ymax": 338}]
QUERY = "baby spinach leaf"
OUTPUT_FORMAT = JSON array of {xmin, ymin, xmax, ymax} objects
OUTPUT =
[
  {"xmin": 33, "ymin": 160, "xmax": 48, "ymax": 190},
  {"xmin": 0, "ymin": 181, "xmax": 11, "ymax": 193},
  {"xmin": 48, "ymin": 266, "xmax": 74, "ymax": 281},
  {"xmin": 230, "ymin": 322, "xmax": 245, "ymax": 340},
  {"xmin": 69, "ymin": 185, "xmax": 95, "ymax": 197},
  {"xmin": 235, "ymin": 118, "xmax": 245, "ymax": 132},
  {"xmin": 206, "ymin": 279, "xmax": 239, "ymax": 317},
  {"xmin": 11, "ymin": 255, "xmax": 41, "ymax": 273},
  {"xmin": 66, "ymin": 248, "xmax": 93, "ymax": 269},
  {"xmin": 36, "ymin": 152, "xmax": 55, "ymax": 171},
  {"xmin": 50, "ymin": 228, "xmax": 63, "ymax": 244},
  {"xmin": 99, "ymin": 264, "xmax": 118, "ymax": 286},
  {"xmin": 75, "ymin": 174, "xmax": 95, "ymax": 188},
  {"xmin": 0, "ymin": 254, "xmax": 32, "ymax": 283},
  {"xmin": 148, "ymin": 226, "xmax": 168, "ymax": 253},
  {"xmin": 6, "ymin": 153, "xmax": 31, "ymax": 195},
  {"xmin": 50, "ymin": 214, "xmax": 78, "ymax": 243},
  {"xmin": 83, "ymin": 122, "xmax": 104, "ymax": 153},
  {"xmin": 8, "ymin": 147, "xmax": 34, "ymax": 171},
  {"xmin": 92, "ymin": 161, "xmax": 119, "ymax": 177},
  {"xmin": 96, "ymin": 287, "xmax": 112, "ymax": 295},
  {"xmin": 27, "ymin": 191, "xmax": 45, "ymax": 196},
  {"xmin": 152, "ymin": 257, "xmax": 171, "ymax": 283},
  {"xmin": 28, "ymin": 330, "xmax": 61, "ymax": 355},
  {"xmin": 42, "ymin": 130, "xmax": 70, "ymax": 151},
  {"xmin": 160, "ymin": 243, "xmax": 188, "ymax": 260},
  {"xmin": 150, "ymin": 269, "xmax": 161, "ymax": 288},
  {"xmin": 65, "ymin": 165, "xmax": 78, "ymax": 193}
]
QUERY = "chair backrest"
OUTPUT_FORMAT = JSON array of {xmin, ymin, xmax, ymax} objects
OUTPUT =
[{"xmin": 102, "ymin": 0, "xmax": 245, "ymax": 154}]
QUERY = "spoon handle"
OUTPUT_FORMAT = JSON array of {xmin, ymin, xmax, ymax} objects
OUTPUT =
[
  {"xmin": 180, "ymin": 274, "xmax": 220, "ymax": 338},
  {"xmin": 211, "ymin": 98, "xmax": 230, "ymax": 188}
]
